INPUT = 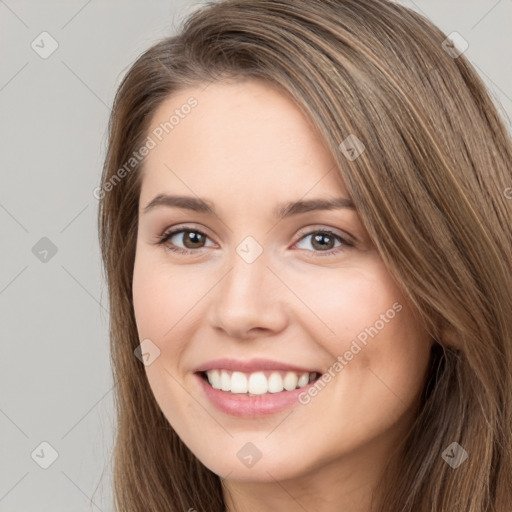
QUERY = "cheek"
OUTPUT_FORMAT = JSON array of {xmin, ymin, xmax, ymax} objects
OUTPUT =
[
  {"xmin": 132, "ymin": 249, "xmax": 195, "ymax": 339},
  {"xmin": 132, "ymin": 267, "xmax": 165, "ymax": 340},
  {"xmin": 296, "ymin": 262, "xmax": 432, "ymax": 411},
  {"xmin": 295, "ymin": 262, "xmax": 404, "ymax": 343},
  {"xmin": 132, "ymin": 252, "xmax": 198, "ymax": 425}
]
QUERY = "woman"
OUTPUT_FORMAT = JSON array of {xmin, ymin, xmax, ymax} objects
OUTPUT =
[{"xmin": 97, "ymin": 0, "xmax": 512, "ymax": 510}]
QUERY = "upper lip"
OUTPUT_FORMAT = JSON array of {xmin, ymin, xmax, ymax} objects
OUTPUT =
[{"xmin": 194, "ymin": 358, "xmax": 322, "ymax": 374}]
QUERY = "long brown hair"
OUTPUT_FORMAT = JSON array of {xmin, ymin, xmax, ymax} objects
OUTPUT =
[{"xmin": 97, "ymin": 0, "xmax": 512, "ymax": 510}]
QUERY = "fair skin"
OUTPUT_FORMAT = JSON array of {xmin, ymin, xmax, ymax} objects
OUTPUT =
[{"xmin": 132, "ymin": 78, "xmax": 434, "ymax": 512}]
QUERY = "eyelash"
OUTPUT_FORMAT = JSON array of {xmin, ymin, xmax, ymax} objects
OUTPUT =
[{"xmin": 154, "ymin": 225, "xmax": 354, "ymax": 257}]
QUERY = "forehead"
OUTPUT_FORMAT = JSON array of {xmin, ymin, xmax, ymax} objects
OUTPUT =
[{"xmin": 139, "ymin": 78, "xmax": 347, "ymax": 203}]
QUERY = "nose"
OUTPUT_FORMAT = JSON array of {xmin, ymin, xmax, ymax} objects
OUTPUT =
[{"xmin": 207, "ymin": 248, "xmax": 289, "ymax": 340}]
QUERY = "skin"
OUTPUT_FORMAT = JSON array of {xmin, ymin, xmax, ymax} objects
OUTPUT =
[{"xmin": 132, "ymin": 77, "xmax": 434, "ymax": 512}]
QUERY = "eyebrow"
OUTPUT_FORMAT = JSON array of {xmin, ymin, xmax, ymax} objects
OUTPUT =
[{"xmin": 142, "ymin": 194, "xmax": 355, "ymax": 218}]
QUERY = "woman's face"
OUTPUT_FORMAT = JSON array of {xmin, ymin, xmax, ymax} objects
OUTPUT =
[{"xmin": 132, "ymin": 78, "xmax": 433, "ymax": 485}]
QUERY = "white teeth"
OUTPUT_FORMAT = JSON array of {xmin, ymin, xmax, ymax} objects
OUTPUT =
[
  {"xmin": 248, "ymin": 372, "xmax": 268, "ymax": 395},
  {"xmin": 231, "ymin": 371, "xmax": 247, "ymax": 393},
  {"xmin": 209, "ymin": 369, "xmax": 222, "ymax": 390},
  {"xmin": 220, "ymin": 370, "xmax": 231, "ymax": 391},
  {"xmin": 297, "ymin": 373, "xmax": 310, "ymax": 388},
  {"xmin": 204, "ymin": 369, "xmax": 317, "ymax": 394},
  {"xmin": 267, "ymin": 372, "xmax": 284, "ymax": 393},
  {"xmin": 283, "ymin": 371, "xmax": 298, "ymax": 391}
]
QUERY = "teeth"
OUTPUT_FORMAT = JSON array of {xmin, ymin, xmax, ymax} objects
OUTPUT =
[
  {"xmin": 231, "ymin": 371, "xmax": 248, "ymax": 393},
  {"xmin": 268, "ymin": 372, "xmax": 284, "ymax": 393},
  {"xmin": 221, "ymin": 370, "xmax": 230, "ymax": 391},
  {"xmin": 283, "ymin": 372, "xmax": 298, "ymax": 391},
  {"xmin": 297, "ymin": 373, "xmax": 310, "ymax": 388},
  {"xmin": 204, "ymin": 369, "xmax": 318, "ymax": 394},
  {"xmin": 248, "ymin": 372, "xmax": 268, "ymax": 394}
]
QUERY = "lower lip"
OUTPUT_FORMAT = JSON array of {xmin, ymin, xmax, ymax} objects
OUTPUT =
[{"xmin": 195, "ymin": 373, "xmax": 317, "ymax": 417}]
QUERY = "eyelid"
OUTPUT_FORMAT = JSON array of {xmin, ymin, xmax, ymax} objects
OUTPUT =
[
  {"xmin": 294, "ymin": 224, "xmax": 355, "ymax": 245},
  {"xmin": 157, "ymin": 223, "xmax": 354, "ymax": 242},
  {"xmin": 155, "ymin": 223, "xmax": 213, "ymax": 241}
]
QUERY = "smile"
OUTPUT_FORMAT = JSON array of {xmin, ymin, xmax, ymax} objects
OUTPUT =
[
  {"xmin": 195, "ymin": 369, "xmax": 322, "ymax": 418},
  {"xmin": 201, "ymin": 369, "xmax": 320, "ymax": 395}
]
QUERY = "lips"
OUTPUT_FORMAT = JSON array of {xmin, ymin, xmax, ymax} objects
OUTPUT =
[
  {"xmin": 195, "ymin": 371, "xmax": 321, "ymax": 417},
  {"xmin": 194, "ymin": 357, "xmax": 323, "ymax": 374},
  {"xmin": 193, "ymin": 358, "xmax": 325, "ymax": 417}
]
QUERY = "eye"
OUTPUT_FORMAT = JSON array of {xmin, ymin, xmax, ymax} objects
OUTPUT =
[
  {"xmin": 155, "ymin": 226, "xmax": 215, "ymax": 255},
  {"xmin": 154, "ymin": 225, "xmax": 353, "ymax": 257},
  {"xmin": 293, "ymin": 228, "xmax": 353, "ymax": 257}
]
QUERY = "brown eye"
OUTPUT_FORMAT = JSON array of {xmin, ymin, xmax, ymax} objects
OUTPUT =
[
  {"xmin": 179, "ymin": 230, "xmax": 207, "ymax": 249},
  {"xmin": 310, "ymin": 232, "xmax": 336, "ymax": 250},
  {"xmin": 294, "ymin": 229, "xmax": 353, "ymax": 257},
  {"xmin": 157, "ymin": 227, "xmax": 214, "ymax": 255}
]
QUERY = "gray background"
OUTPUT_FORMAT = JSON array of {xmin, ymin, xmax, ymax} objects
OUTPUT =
[{"xmin": 1, "ymin": 1, "xmax": 511, "ymax": 510}]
